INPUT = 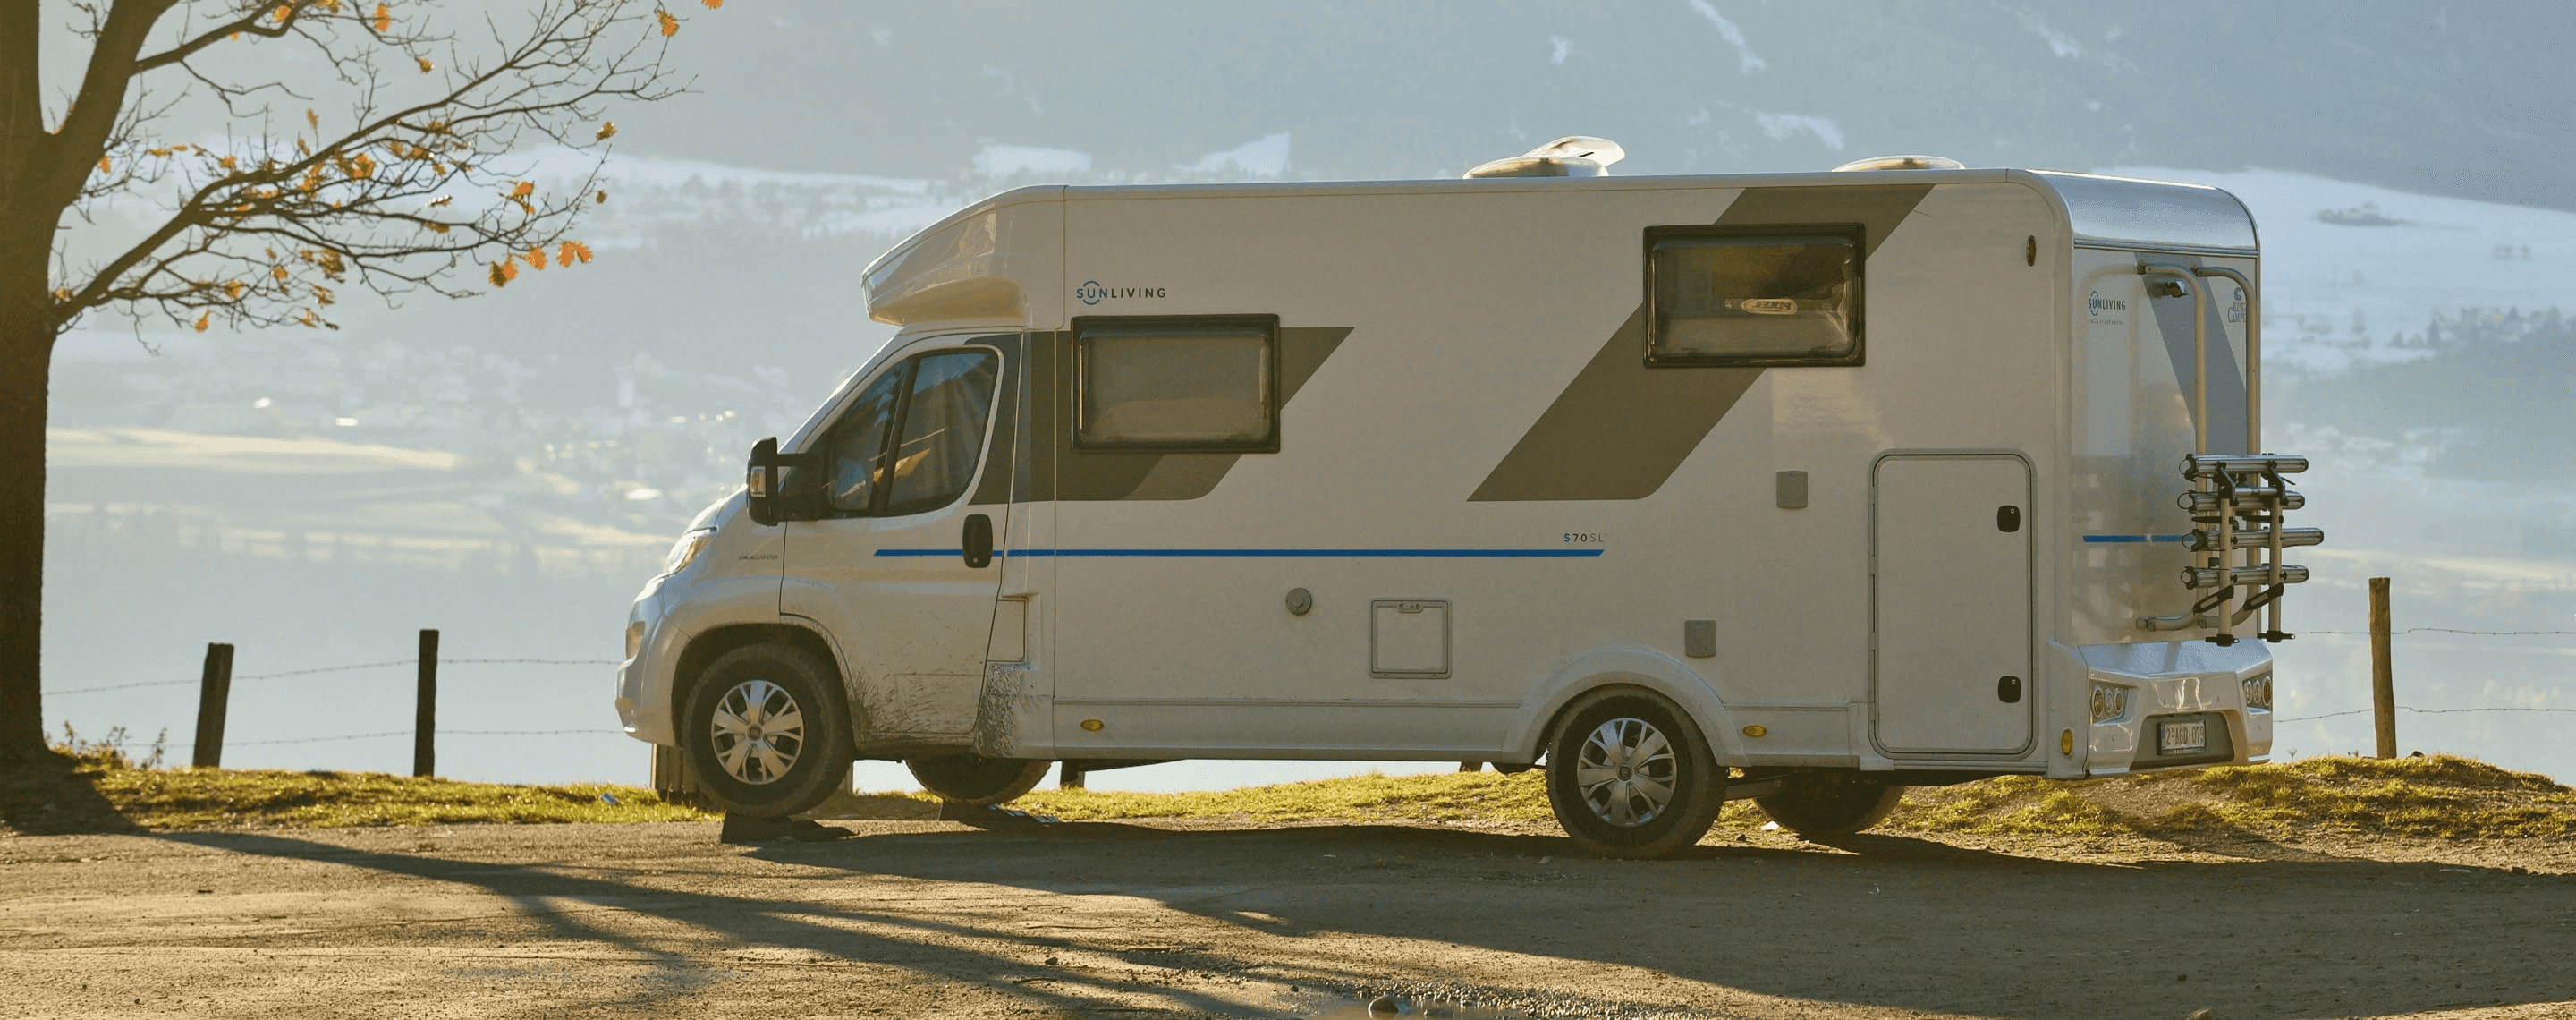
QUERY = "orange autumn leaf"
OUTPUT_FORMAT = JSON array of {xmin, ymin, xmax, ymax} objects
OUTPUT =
[
  {"xmin": 271, "ymin": 266, "xmax": 289, "ymax": 281},
  {"xmin": 305, "ymin": 108, "xmax": 318, "ymax": 132},
  {"xmin": 558, "ymin": 241, "xmax": 593, "ymax": 264},
  {"xmin": 193, "ymin": 312, "xmax": 211, "ymax": 333},
  {"xmin": 487, "ymin": 261, "xmax": 513, "ymax": 287},
  {"xmin": 272, "ymin": 5, "xmax": 291, "ymax": 24},
  {"xmin": 595, "ymin": 190, "xmax": 608, "ymax": 204},
  {"xmin": 525, "ymin": 246, "xmax": 548, "ymax": 269},
  {"xmin": 225, "ymin": 281, "xmax": 247, "ymax": 299},
  {"xmin": 509, "ymin": 181, "xmax": 535, "ymax": 199},
  {"xmin": 372, "ymin": 3, "xmax": 390, "ymax": 32},
  {"xmin": 701, "ymin": 0, "xmax": 721, "ymax": 7},
  {"xmin": 595, "ymin": 122, "xmax": 616, "ymax": 140},
  {"xmin": 97, "ymin": 157, "xmax": 111, "ymax": 174},
  {"xmin": 656, "ymin": 8, "xmax": 679, "ymax": 35},
  {"xmin": 417, "ymin": 56, "xmax": 434, "ymax": 73}
]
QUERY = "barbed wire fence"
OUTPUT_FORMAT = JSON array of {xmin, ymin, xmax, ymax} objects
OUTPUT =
[
  {"xmin": 48, "ymin": 657, "xmax": 626, "ymax": 761},
  {"xmin": 2260, "ymin": 626, "xmax": 2574, "ymax": 726},
  {"xmin": 47, "ymin": 626, "xmax": 2576, "ymax": 756}
]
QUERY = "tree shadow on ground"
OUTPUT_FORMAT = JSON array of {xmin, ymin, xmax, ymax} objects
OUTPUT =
[
  {"xmin": 0, "ymin": 750, "xmax": 141, "ymax": 836},
  {"xmin": 757, "ymin": 819, "xmax": 2576, "ymax": 1019},
  {"xmin": 136, "ymin": 826, "xmax": 1377, "ymax": 1016}
]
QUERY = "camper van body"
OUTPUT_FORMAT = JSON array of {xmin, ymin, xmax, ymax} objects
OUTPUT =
[{"xmin": 616, "ymin": 167, "xmax": 2294, "ymax": 840}]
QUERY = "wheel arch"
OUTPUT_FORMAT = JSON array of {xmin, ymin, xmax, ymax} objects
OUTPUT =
[
  {"xmin": 1505, "ymin": 648, "xmax": 1742, "ymax": 767},
  {"xmin": 672, "ymin": 623, "xmax": 854, "ymax": 738}
]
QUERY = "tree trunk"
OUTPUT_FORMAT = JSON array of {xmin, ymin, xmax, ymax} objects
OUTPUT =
[{"xmin": 0, "ymin": 280, "xmax": 50, "ymax": 769}]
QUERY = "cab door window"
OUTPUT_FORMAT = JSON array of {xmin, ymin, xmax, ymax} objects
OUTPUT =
[{"xmin": 821, "ymin": 348, "xmax": 1001, "ymax": 517}]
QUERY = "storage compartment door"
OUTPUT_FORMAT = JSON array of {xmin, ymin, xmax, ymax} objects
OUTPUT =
[{"xmin": 1871, "ymin": 455, "xmax": 2034, "ymax": 754}]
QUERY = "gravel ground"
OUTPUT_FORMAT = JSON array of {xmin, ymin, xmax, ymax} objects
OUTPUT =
[{"xmin": 2, "ymin": 818, "xmax": 2572, "ymax": 1019}]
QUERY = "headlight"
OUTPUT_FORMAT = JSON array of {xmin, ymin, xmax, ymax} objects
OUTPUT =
[
  {"xmin": 2089, "ymin": 682, "xmax": 2133, "ymax": 724},
  {"xmin": 2241, "ymin": 671, "xmax": 2273, "ymax": 710},
  {"xmin": 662, "ymin": 527, "xmax": 716, "ymax": 577},
  {"xmin": 625, "ymin": 619, "xmax": 646, "ymax": 660}
]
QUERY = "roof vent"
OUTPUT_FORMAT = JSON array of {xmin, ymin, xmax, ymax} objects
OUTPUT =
[
  {"xmin": 1464, "ymin": 136, "xmax": 1627, "ymax": 179},
  {"xmin": 1831, "ymin": 155, "xmax": 1964, "ymax": 172}
]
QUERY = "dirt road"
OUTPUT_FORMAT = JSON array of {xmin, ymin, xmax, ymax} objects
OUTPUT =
[{"xmin": 2, "ymin": 818, "xmax": 2572, "ymax": 1019}]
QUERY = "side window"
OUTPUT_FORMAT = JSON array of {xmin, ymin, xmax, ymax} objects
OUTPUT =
[
  {"xmin": 1645, "ymin": 226, "xmax": 1862, "ymax": 367},
  {"xmin": 1073, "ymin": 315, "xmax": 1278, "ymax": 452},
  {"xmin": 883, "ymin": 351, "xmax": 1001, "ymax": 516},
  {"xmin": 821, "ymin": 347, "xmax": 1000, "ymax": 517},
  {"xmin": 824, "ymin": 368, "xmax": 907, "ymax": 514}
]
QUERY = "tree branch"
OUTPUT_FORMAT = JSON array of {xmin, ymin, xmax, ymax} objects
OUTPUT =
[
  {"xmin": 44, "ymin": 0, "xmax": 178, "ymax": 204},
  {"xmin": 131, "ymin": 2, "xmax": 306, "ymax": 75}
]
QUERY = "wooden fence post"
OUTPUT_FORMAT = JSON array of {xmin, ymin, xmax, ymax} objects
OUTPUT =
[
  {"xmin": 191, "ymin": 642, "xmax": 234, "ymax": 769},
  {"xmin": 2369, "ymin": 577, "xmax": 2396, "ymax": 760},
  {"xmin": 414, "ymin": 629, "xmax": 439, "ymax": 778}
]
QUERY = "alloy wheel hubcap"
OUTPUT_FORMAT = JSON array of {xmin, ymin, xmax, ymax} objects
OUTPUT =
[
  {"xmin": 1574, "ymin": 716, "xmax": 1677, "ymax": 828},
  {"xmin": 709, "ymin": 678, "xmax": 806, "ymax": 786}
]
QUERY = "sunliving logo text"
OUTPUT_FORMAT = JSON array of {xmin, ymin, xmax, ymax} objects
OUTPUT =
[
  {"xmin": 1076, "ymin": 280, "xmax": 1165, "ymax": 306},
  {"xmin": 2086, "ymin": 290, "xmax": 2129, "ymax": 317}
]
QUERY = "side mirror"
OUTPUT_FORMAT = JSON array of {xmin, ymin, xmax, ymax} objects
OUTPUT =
[
  {"xmin": 745, "ymin": 438, "xmax": 783, "ymax": 525},
  {"xmin": 745, "ymin": 438, "xmax": 819, "ymax": 524}
]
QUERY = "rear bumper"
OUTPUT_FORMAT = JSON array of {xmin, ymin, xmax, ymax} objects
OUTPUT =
[{"xmin": 2078, "ymin": 641, "xmax": 2273, "ymax": 775}]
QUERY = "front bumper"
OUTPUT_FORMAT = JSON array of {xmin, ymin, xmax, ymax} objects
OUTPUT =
[{"xmin": 615, "ymin": 577, "xmax": 679, "ymax": 746}]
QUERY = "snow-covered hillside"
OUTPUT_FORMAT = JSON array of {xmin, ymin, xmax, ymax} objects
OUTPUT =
[{"xmin": 2106, "ymin": 166, "xmax": 2576, "ymax": 373}]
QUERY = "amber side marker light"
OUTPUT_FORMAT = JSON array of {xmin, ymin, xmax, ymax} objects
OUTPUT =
[
  {"xmin": 1741, "ymin": 725, "xmax": 1767, "ymax": 738},
  {"xmin": 1080, "ymin": 718, "xmax": 1104, "ymax": 732},
  {"xmin": 2060, "ymin": 729, "xmax": 2076, "ymax": 755}
]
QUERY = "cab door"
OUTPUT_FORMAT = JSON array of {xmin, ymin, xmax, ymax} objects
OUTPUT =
[{"xmin": 783, "ymin": 338, "xmax": 1008, "ymax": 739}]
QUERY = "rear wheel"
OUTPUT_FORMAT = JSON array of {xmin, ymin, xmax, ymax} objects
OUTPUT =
[
  {"xmin": 1754, "ymin": 773, "xmax": 1906, "ymax": 837},
  {"xmin": 908, "ymin": 753, "xmax": 1050, "ymax": 807},
  {"xmin": 1544, "ymin": 688, "xmax": 1725, "ymax": 858},
  {"xmin": 681, "ymin": 643, "xmax": 854, "ymax": 817}
]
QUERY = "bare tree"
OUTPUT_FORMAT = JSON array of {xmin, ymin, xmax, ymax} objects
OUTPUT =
[{"xmin": 0, "ymin": 0, "xmax": 699, "ymax": 772}]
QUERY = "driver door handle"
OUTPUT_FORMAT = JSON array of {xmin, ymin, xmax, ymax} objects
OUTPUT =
[{"xmin": 962, "ymin": 514, "xmax": 994, "ymax": 568}]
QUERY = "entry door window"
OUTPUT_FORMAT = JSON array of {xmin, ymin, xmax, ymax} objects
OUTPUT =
[{"xmin": 822, "ymin": 348, "xmax": 1000, "ymax": 517}]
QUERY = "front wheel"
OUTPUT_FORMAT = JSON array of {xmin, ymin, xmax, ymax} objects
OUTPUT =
[
  {"xmin": 1754, "ymin": 774, "xmax": 1906, "ymax": 837},
  {"xmin": 907, "ymin": 754, "xmax": 1050, "ymax": 807},
  {"xmin": 1544, "ymin": 688, "xmax": 1725, "ymax": 858},
  {"xmin": 680, "ymin": 643, "xmax": 855, "ymax": 818}
]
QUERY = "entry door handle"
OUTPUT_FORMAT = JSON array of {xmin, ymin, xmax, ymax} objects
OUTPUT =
[
  {"xmin": 962, "ymin": 514, "xmax": 994, "ymax": 568},
  {"xmin": 1997, "ymin": 676, "xmax": 2022, "ymax": 703}
]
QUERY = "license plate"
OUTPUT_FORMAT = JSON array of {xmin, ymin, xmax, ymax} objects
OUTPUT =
[{"xmin": 2159, "ymin": 720, "xmax": 2207, "ymax": 753}]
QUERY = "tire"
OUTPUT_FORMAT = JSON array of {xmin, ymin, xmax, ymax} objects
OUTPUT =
[
  {"xmin": 1543, "ymin": 687, "xmax": 1725, "ymax": 858},
  {"xmin": 907, "ymin": 753, "xmax": 1050, "ymax": 807},
  {"xmin": 680, "ymin": 643, "xmax": 854, "ymax": 818},
  {"xmin": 1754, "ymin": 774, "xmax": 1906, "ymax": 838}
]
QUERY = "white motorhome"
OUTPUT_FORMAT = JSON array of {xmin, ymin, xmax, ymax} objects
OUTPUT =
[{"xmin": 615, "ymin": 147, "xmax": 2317, "ymax": 856}]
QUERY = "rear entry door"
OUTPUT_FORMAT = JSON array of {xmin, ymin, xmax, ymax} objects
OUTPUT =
[{"xmin": 1871, "ymin": 454, "xmax": 2035, "ymax": 755}]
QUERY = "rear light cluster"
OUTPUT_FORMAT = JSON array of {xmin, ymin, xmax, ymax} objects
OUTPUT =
[
  {"xmin": 2089, "ymin": 682, "xmax": 2132, "ymax": 724},
  {"xmin": 2241, "ymin": 671, "xmax": 2273, "ymax": 710}
]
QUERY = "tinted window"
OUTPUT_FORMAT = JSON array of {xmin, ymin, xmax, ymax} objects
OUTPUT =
[
  {"xmin": 1074, "ymin": 316, "xmax": 1277, "ymax": 451},
  {"xmin": 821, "ymin": 348, "xmax": 1000, "ymax": 517},
  {"xmin": 1647, "ymin": 229, "xmax": 1860, "ymax": 366},
  {"xmin": 823, "ymin": 369, "xmax": 906, "ymax": 514},
  {"xmin": 883, "ymin": 350, "xmax": 1001, "ymax": 516}
]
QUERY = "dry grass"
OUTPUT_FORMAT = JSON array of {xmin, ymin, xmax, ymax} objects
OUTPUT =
[
  {"xmin": 38, "ymin": 721, "xmax": 2575, "ymax": 840},
  {"xmin": 1886, "ymin": 754, "xmax": 2576, "ymax": 840},
  {"xmin": 41, "ymin": 727, "xmax": 710, "ymax": 830}
]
